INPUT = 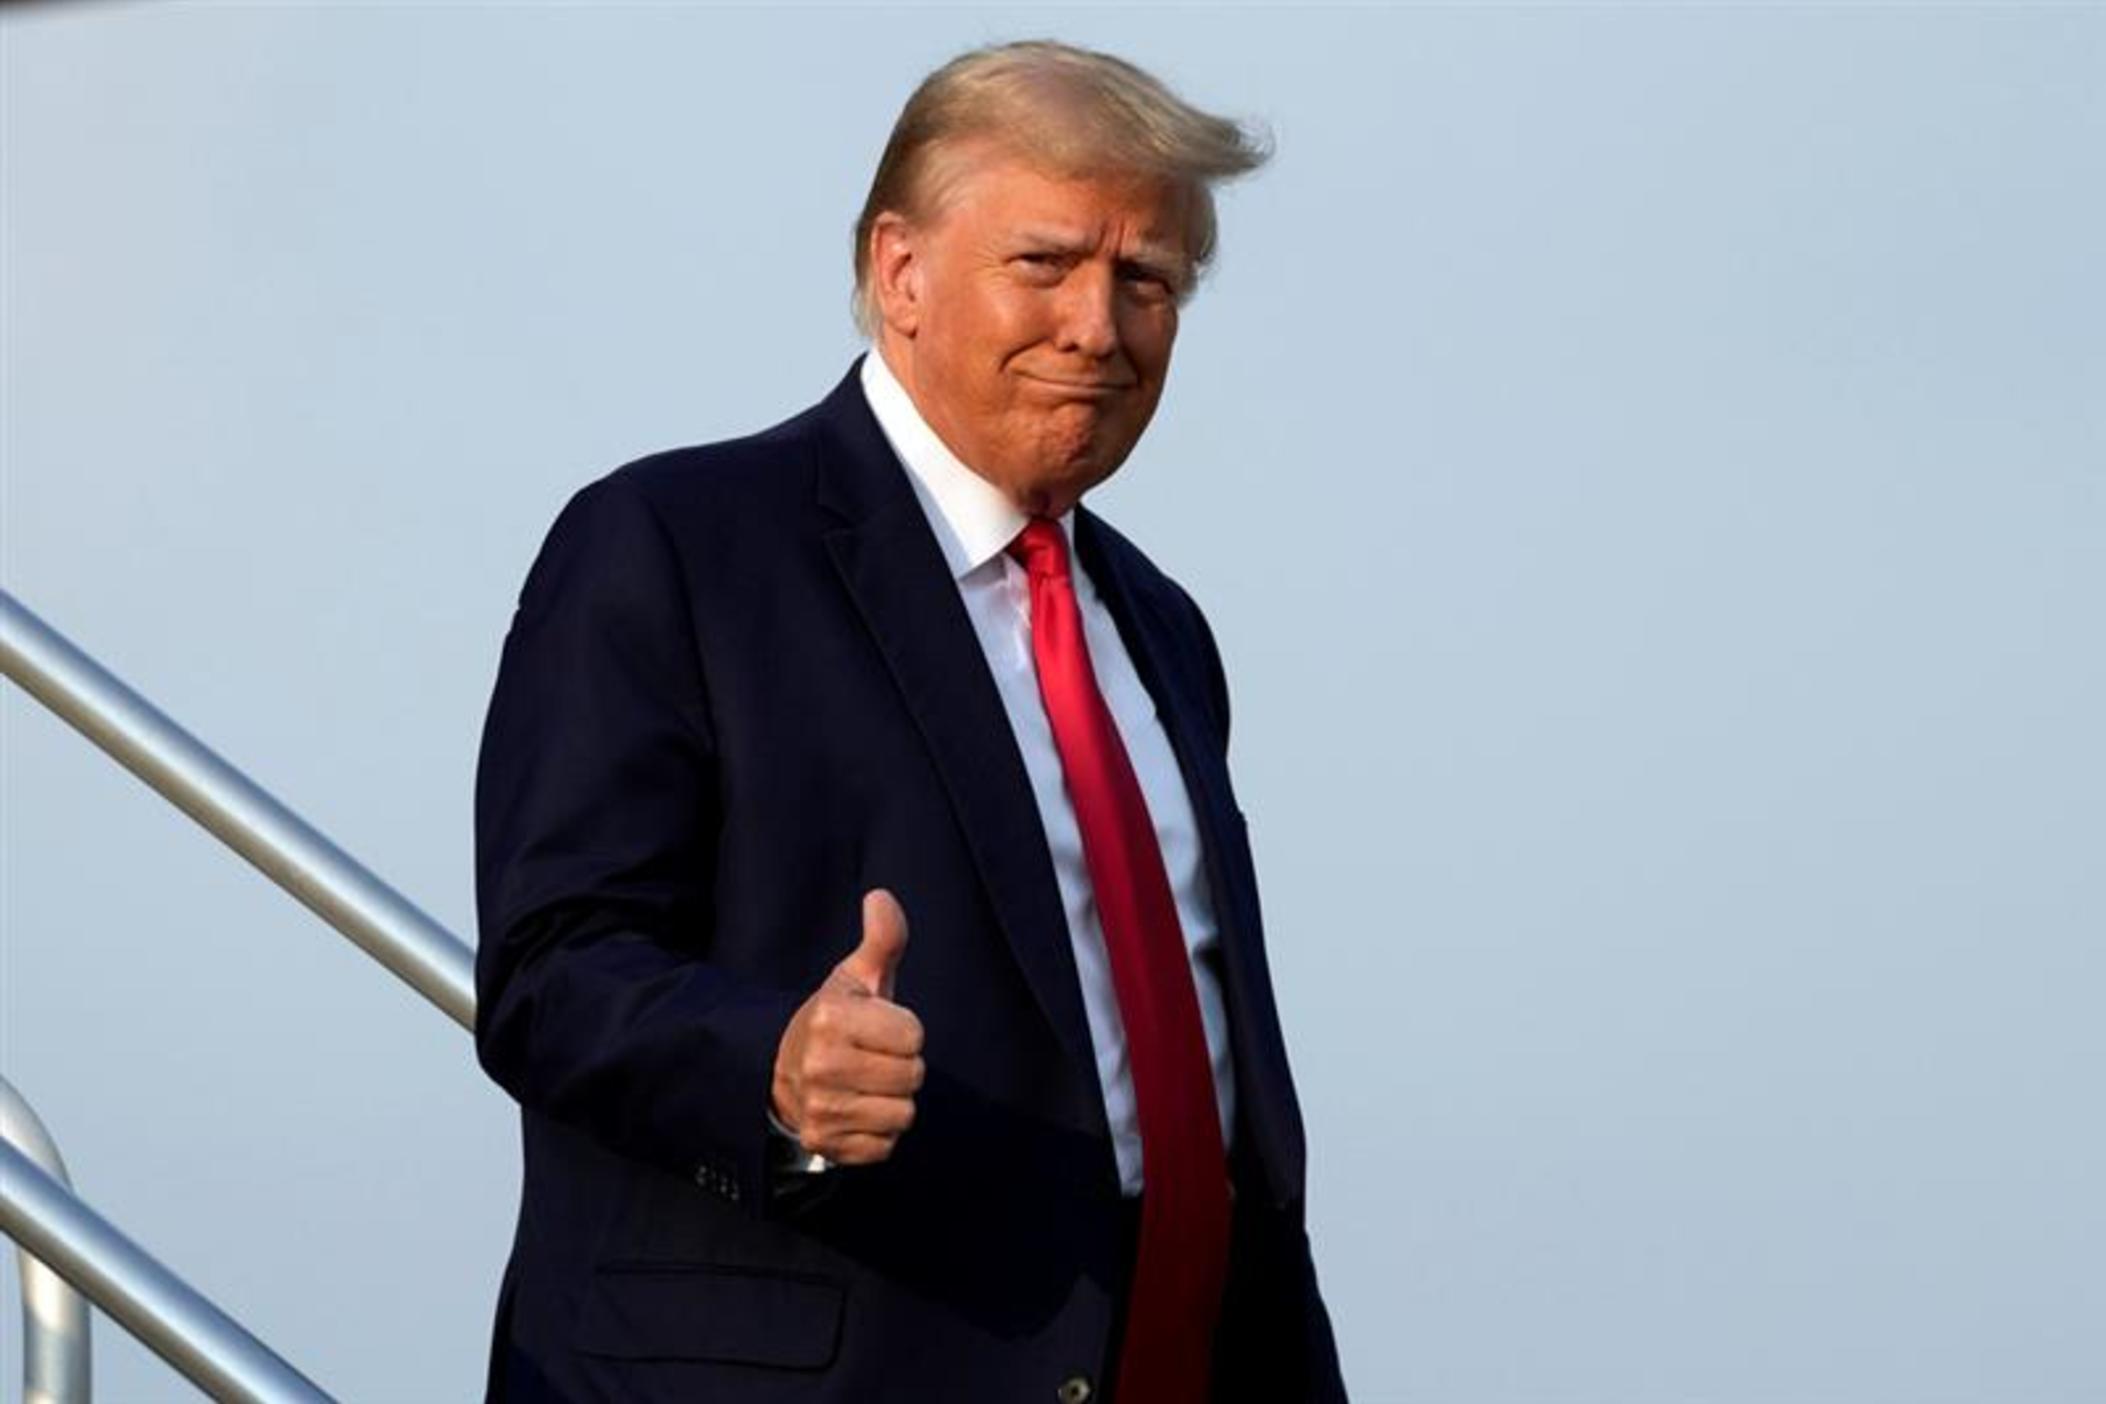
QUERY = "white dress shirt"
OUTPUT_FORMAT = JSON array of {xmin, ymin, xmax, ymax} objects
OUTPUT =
[{"xmin": 770, "ymin": 348, "xmax": 1237, "ymax": 1197}]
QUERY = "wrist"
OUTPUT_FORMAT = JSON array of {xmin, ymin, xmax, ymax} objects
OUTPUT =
[{"xmin": 765, "ymin": 1103, "xmax": 832, "ymax": 1175}]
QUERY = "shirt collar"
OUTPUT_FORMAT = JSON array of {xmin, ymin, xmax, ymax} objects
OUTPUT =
[{"xmin": 858, "ymin": 347, "xmax": 1077, "ymax": 580}]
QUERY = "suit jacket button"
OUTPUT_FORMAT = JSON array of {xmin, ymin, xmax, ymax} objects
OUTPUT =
[{"xmin": 1056, "ymin": 1375, "xmax": 1093, "ymax": 1403}]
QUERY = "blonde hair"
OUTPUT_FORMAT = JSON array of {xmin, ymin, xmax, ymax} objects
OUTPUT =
[{"xmin": 849, "ymin": 39, "xmax": 1273, "ymax": 337}]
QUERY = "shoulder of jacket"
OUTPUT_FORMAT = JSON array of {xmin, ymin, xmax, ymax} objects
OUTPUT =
[
  {"xmin": 542, "ymin": 394, "xmax": 831, "ymax": 546},
  {"xmin": 1084, "ymin": 508, "xmax": 1208, "ymax": 627}
]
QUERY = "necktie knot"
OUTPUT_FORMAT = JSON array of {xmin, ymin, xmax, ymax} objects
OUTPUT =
[{"xmin": 1005, "ymin": 516, "xmax": 1070, "ymax": 582}]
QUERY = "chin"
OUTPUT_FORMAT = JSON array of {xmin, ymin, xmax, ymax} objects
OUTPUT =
[{"xmin": 1008, "ymin": 424, "xmax": 1138, "ymax": 511}]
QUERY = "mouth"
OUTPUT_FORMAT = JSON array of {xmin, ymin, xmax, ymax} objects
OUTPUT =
[{"xmin": 1019, "ymin": 372, "xmax": 1135, "ymax": 396}]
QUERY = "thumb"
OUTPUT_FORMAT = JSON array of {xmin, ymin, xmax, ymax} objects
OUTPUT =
[{"xmin": 838, "ymin": 887, "xmax": 909, "ymax": 1000}]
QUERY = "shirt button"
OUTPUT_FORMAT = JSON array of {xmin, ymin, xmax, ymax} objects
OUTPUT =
[{"xmin": 1056, "ymin": 1375, "xmax": 1093, "ymax": 1403}]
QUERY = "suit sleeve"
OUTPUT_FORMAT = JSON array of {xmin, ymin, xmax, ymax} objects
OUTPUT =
[
  {"xmin": 472, "ymin": 472, "xmax": 806, "ymax": 1216},
  {"xmin": 1175, "ymin": 580, "xmax": 1351, "ymax": 1399}
]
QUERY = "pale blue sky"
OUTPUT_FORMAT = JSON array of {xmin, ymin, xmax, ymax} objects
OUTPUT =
[{"xmin": 4, "ymin": 4, "xmax": 2101, "ymax": 1400}]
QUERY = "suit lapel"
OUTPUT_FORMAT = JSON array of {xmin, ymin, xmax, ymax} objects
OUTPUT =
[{"xmin": 812, "ymin": 358, "xmax": 1109, "ymax": 1146}]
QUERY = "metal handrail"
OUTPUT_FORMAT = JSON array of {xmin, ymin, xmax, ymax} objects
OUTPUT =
[
  {"xmin": 1, "ymin": 1078, "xmax": 90, "ymax": 1404},
  {"xmin": 2, "ymin": 586, "xmax": 480, "ymax": 1395},
  {"xmin": 0, "ymin": 1135, "xmax": 332, "ymax": 1403},
  {"xmin": 0, "ymin": 588, "xmax": 475, "ymax": 1029}
]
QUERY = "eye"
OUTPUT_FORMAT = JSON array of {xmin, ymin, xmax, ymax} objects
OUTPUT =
[
  {"xmin": 1011, "ymin": 253, "xmax": 1066, "ymax": 283},
  {"xmin": 1120, "ymin": 266, "xmax": 1175, "ymax": 299}
]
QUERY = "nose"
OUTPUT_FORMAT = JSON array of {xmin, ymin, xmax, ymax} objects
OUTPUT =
[{"xmin": 1052, "ymin": 260, "xmax": 1121, "ymax": 362}]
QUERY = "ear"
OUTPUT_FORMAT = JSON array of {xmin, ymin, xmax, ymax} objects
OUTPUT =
[{"xmin": 869, "ymin": 211, "xmax": 924, "ymax": 338}]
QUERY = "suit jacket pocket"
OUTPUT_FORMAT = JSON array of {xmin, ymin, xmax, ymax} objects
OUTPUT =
[{"xmin": 574, "ymin": 1261, "xmax": 845, "ymax": 1370}]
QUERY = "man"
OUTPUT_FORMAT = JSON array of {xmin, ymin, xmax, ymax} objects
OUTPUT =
[{"xmin": 474, "ymin": 38, "xmax": 1345, "ymax": 1402}]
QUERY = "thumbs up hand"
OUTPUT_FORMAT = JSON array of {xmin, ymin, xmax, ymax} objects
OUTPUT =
[{"xmin": 771, "ymin": 889, "xmax": 925, "ymax": 1166}]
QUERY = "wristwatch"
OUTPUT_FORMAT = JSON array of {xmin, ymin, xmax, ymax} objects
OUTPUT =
[{"xmin": 766, "ymin": 1105, "xmax": 833, "ymax": 1175}]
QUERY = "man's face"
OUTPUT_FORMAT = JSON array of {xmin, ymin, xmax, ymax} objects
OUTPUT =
[{"xmin": 873, "ymin": 143, "xmax": 1193, "ymax": 519}]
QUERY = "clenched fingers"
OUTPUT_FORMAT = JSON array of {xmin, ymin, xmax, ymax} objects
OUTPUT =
[
  {"xmin": 811, "ymin": 990, "xmax": 924, "ymax": 1057},
  {"xmin": 802, "ymin": 1046, "xmax": 925, "ymax": 1099},
  {"xmin": 800, "ymin": 1089, "xmax": 918, "ymax": 1137}
]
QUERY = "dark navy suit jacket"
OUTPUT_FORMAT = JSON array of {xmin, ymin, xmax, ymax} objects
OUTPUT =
[{"xmin": 473, "ymin": 355, "xmax": 1345, "ymax": 1401}]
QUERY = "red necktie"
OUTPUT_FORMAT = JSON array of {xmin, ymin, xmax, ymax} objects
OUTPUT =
[{"xmin": 1007, "ymin": 516, "xmax": 1232, "ymax": 1404}]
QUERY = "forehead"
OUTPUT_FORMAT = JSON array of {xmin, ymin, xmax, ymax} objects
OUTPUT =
[{"xmin": 935, "ymin": 143, "xmax": 1192, "ymax": 248}]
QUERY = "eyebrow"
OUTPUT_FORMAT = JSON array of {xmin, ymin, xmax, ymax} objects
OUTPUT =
[{"xmin": 1011, "ymin": 227, "xmax": 1191, "ymax": 286}]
